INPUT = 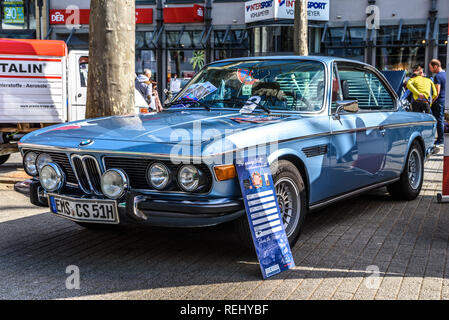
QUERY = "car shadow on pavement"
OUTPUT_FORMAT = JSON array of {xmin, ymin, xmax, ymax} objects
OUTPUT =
[{"xmin": 0, "ymin": 189, "xmax": 448, "ymax": 299}]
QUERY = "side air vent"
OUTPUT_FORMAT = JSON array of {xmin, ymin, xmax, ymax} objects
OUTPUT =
[{"xmin": 302, "ymin": 144, "xmax": 328, "ymax": 158}]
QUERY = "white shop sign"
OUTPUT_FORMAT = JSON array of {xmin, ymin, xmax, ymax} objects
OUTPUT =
[{"xmin": 245, "ymin": 0, "xmax": 330, "ymax": 23}]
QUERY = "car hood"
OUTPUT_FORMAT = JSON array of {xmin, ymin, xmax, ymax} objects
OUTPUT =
[{"xmin": 22, "ymin": 109, "xmax": 297, "ymax": 146}]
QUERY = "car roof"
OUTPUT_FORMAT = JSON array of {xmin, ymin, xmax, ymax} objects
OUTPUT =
[{"xmin": 206, "ymin": 55, "xmax": 371, "ymax": 68}]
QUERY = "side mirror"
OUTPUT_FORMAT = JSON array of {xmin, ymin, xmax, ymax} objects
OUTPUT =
[{"xmin": 333, "ymin": 99, "xmax": 359, "ymax": 120}]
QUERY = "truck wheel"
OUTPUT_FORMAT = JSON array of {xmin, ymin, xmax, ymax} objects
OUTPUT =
[
  {"xmin": 0, "ymin": 154, "xmax": 10, "ymax": 165},
  {"xmin": 234, "ymin": 160, "xmax": 307, "ymax": 250},
  {"xmin": 387, "ymin": 141, "xmax": 424, "ymax": 200}
]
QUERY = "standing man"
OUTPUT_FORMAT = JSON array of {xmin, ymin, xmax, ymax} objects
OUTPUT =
[
  {"xmin": 429, "ymin": 59, "xmax": 446, "ymax": 145},
  {"xmin": 407, "ymin": 65, "xmax": 438, "ymax": 114},
  {"xmin": 144, "ymin": 69, "xmax": 163, "ymax": 112}
]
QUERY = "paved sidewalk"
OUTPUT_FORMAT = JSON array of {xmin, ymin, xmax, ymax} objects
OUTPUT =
[{"xmin": 0, "ymin": 150, "xmax": 448, "ymax": 300}]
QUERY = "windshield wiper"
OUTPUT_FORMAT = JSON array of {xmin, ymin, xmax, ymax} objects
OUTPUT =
[{"xmin": 164, "ymin": 98, "xmax": 211, "ymax": 111}]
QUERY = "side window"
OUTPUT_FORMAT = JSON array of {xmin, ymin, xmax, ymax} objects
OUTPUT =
[
  {"xmin": 331, "ymin": 66, "xmax": 343, "ymax": 112},
  {"xmin": 338, "ymin": 67, "xmax": 395, "ymax": 110}
]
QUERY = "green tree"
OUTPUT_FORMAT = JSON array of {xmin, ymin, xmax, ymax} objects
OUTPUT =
[{"xmin": 190, "ymin": 50, "xmax": 205, "ymax": 71}]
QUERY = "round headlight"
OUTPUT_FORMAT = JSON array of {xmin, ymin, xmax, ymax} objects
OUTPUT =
[
  {"xmin": 101, "ymin": 169, "xmax": 128, "ymax": 199},
  {"xmin": 36, "ymin": 153, "xmax": 52, "ymax": 173},
  {"xmin": 178, "ymin": 165, "xmax": 200, "ymax": 192},
  {"xmin": 23, "ymin": 151, "xmax": 38, "ymax": 176},
  {"xmin": 40, "ymin": 163, "xmax": 65, "ymax": 192},
  {"xmin": 148, "ymin": 162, "xmax": 170, "ymax": 190}
]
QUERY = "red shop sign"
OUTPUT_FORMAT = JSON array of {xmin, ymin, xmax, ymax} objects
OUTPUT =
[
  {"xmin": 49, "ymin": 8, "xmax": 153, "ymax": 25},
  {"xmin": 163, "ymin": 5, "xmax": 204, "ymax": 23}
]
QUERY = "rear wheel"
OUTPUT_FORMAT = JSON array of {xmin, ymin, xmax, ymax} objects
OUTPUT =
[
  {"xmin": 0, "ymin": 154, "xmax": 10, "ymax": 165},
  {"xmin": 387, "ymin": 141, "xmax": 424, "ymax": 200},
  {"xmin": 234, "ymin": 160, "xmax": 307, "ymax": 249}
]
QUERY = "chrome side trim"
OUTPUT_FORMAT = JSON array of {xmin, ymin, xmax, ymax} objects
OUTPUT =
[
  {"xmin": 18, "ymin": 120, "xmax": 436, "ymax": 159},
  {"xmin": 309, "ymin": 177, "xmax": 400, "ymax": 211}
]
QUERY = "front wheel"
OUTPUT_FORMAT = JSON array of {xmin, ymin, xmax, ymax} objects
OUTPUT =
[
  {"xmin": 234, "ymin": 160, "xmax": 307, "ymax": 249},
  {"xmin": 387, "ymin": 141, "xmax": 424, "ymax": 200}
]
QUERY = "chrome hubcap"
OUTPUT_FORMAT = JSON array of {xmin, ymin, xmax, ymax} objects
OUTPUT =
[
  {"xmin": 275, "ymin": 177, "xmax": 300, "ymax": 238},
  {"xmin": 408, "ymin": 149, "xmax": 422, "ymax": 190}
]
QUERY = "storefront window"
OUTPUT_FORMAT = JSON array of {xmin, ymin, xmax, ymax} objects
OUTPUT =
[
  {"xmin": 375, "ymin": 25, "xmax": 426, "ymax": 71},
  {"xmin": 214, "ymin": 29, "xmax": 249, "ymax": 60},
  {"xmin": 135, "ymin": 31, "xmax": 157, "ymax": 76},
  {"xmin": 438, "ymin": 24, "xmax": 448, "ymax": 68},
  {"xmin": 0, "ymin": 0, "xmax": 36, "ymax": 32},
  {"xmin": 376, "ymin": 46, "xmax": 425, "ymax": 71},
  {"xmin": 167, "ymin": 30, "xmax": 203, "ymax": 49},
  {"xmin": 323, "ymin": 27, "xmax": 365, "ymax": 62},
  {"xmin": 251, "ymin": 26, "xmax": 296, "ymax": 55}
]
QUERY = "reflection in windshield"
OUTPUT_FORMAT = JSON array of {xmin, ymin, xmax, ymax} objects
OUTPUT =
[{"xmin": 172, "ymin": 60, "xmax": 326, "ymax": 112}]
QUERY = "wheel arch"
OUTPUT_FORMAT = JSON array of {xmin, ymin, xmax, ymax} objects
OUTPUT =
[
  {"xmin": 268, "ymin": 150, "xmax": 310, "ymax": 206},
  {"xmin": 401, "ymin": 133, "xmax": 425, "ymax": 174}
]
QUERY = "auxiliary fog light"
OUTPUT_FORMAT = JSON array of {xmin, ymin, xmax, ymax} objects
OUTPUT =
[
  {"xmin": 101, "ymin": 169, "xmax": 129, "ymax": 199},
  {"xmin": 178, "ymin": 165, "xmax": 200, "ymax": 192},
  {"xmin": 148, "ymin": 162, "xmax": 170, "ymax": 190}
]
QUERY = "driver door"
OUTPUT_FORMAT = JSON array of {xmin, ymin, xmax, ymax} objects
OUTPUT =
[{"xmin": 328, "ymin": 63, "xmax": 389, "ymax": 196}]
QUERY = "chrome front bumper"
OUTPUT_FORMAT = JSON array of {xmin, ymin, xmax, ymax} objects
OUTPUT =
[{"xmin": 30, "ymin": 180, "xmax": 245, "ymax": 228}]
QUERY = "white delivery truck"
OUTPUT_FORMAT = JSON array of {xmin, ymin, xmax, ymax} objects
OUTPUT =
[{"xmin": 0, "ymin": 38, "xmax": 149, "ymax": 165}]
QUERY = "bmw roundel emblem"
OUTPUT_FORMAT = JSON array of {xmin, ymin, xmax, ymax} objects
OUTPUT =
[{"xmin": 79, "ymin": 139, "xmax": 94, "ymax": 147}]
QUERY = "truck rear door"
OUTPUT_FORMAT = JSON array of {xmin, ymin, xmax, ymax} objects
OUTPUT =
[{"xmin": 67, "ymin": 50, "xmax": 88, "ymax": 121}]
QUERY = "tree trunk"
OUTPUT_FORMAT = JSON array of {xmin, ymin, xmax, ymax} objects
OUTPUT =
[
  {"xmin": 293, "ymin": 0, "xmax": 308, "ymax": 56},
  {"xmin": 86, "ymin": 0, "xmax": 136, "ymax": 119}
]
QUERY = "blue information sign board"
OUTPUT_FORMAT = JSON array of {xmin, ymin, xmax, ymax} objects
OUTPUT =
[{"xmin": 236, "ymin": 155, "xmax": 295, "ymax": 279}]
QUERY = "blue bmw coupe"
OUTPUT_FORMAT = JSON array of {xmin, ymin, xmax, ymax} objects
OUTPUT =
[{"xmin": 19, "ymin": 56, "xmax": 437, "ymax": 247}]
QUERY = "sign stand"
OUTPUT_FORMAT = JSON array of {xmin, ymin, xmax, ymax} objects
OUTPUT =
[{"xmin": 236, "ymin": 156, "xmax": 295, "ymax": 279}]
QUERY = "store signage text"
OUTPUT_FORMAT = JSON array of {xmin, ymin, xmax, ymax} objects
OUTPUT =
[
  {"xmin": 246, "ymin": 0, "xmax": 274, "ymax": 20},
  {"xmin": 3, "ymin": 0, "xmax": 25, "ymax": 25},
  {"xmin": 49, "ymin": 8, "xmax": 153, "ymax": 25},
  {"xmin": 163, "ymin": 5, "xmax": 205, "ymax": 23},
  {"xmin": 0, "ymin": 63, "xmax": 43, "ymax": 74},
  {"xmin": 245, "ymin": 0, "xmax": 329, "ymax": 23}
]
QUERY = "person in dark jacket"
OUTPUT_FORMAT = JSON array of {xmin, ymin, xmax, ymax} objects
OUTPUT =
[{"xmin": 429, "ymin": 59, "xmax": 446, "ymax": 145}]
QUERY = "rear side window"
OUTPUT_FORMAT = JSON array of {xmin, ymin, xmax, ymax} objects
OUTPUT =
[{"xmin": 338, "ymin": 68, "xmax": 395, "ymax": 110}]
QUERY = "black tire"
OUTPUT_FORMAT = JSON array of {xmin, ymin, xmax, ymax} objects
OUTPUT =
[
  {"xmin": 234, "ymin": 160, "xmax": 307, "ymax": 249},
  {"xmin": 387, "ymin": 141, "xmax": 424, "ymax": 200},
  {"xmin": 0, "ymin": 154, "xmax": 10, "ymax": 165}
]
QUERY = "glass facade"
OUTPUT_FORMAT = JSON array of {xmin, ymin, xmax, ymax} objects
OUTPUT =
[
  {"xmin": 135, "ymin": 31, "xmax": 157, "ymax": 76},
  {"xmin": 249, "ymin": 25, "xmax": 323, "ymax": 56},
  {"xmin": 324, "ymin": 26, "xmax": 365, "ymax": 62},
  {"xmin": 214, "ymin": 29, "xmax": 249, "ymax": 60},
  {"xmin": 0, "ymin": 0, "xmax": 36, "ymax": 38},
  {"xmin": 438, "ymin": 24, "xmax": 448, "ymax": 68},
  {"xmin": 375, "ymin": 25, "xmax": 426, "ymax": 71}
]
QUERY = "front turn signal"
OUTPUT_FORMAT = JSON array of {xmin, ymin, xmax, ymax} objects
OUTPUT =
[{"xmin": 214, "ymin": 164, "xmax": 237, "ymax": 181}]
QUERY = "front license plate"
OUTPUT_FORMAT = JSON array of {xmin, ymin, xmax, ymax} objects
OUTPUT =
[{"xmin": 48, "ymin": 194, "xmax": 119, "ymax": 224}]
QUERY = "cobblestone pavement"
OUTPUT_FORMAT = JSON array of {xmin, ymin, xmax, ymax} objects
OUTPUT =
[{"xmin": 0, "ymin": 151, "xmax": 448, "ymax": 300}]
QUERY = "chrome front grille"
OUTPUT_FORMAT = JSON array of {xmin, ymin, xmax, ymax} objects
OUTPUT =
[{"xmin": 71, "ymin": 155, "xmax": 103, "ymax": 194}]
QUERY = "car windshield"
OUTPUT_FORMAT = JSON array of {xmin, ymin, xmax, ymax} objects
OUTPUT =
[{"xmin": 171, "ymin": 59, "xmax": 326, "ymax": 113}]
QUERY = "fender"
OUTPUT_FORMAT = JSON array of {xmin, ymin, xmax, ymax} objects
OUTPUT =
[{"xmin": 268, "ymin": 147, "xmax": 311, "ymax": 202}]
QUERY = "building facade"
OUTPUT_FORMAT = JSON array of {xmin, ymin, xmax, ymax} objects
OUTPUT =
[{"xmin": 1, "ymin": 0, "xmax": 447, "ymax": 98}]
